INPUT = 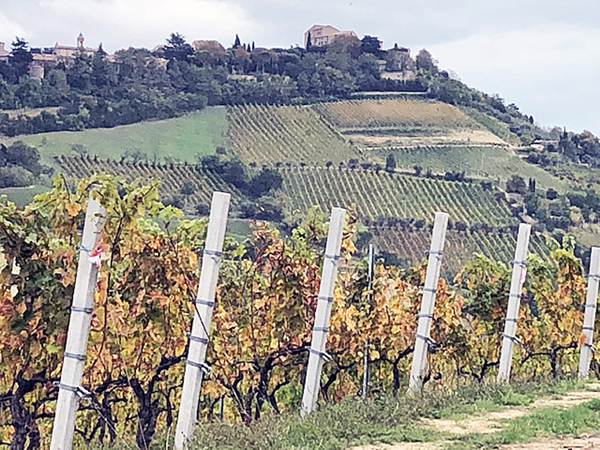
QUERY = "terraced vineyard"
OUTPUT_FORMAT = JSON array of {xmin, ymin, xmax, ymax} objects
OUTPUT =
[
  {"xmin": 372, "ymin": 226, "xmax": 550, "ymax": 275},
  {"xmin": 313, "ymin": 98, "xmax": 479, "ymax": 129},
  {"xmin": 387, "ymin": 145, "xmax": 566, "ymax": 190},
  {"xmin": 279, "ymin": 166, "xmax": 516, "ymax": 226},
  {"xmin": 54, "ymin": 155, "xmax": 241, "ymax": 208},
  {"xmin": 227, "ymin": 104, "xmax": 360, "ymax": 164}
]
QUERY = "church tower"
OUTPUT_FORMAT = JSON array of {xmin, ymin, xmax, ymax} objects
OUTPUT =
[{"xmin": 77, "ymin": 33, "xmax": 84, "ymax": 49}]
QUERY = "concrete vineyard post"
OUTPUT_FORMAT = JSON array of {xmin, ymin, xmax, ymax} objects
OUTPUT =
[
  {"xmin": 579, "ymin": 247, "xmax": 600, "ymax": 379},
  {"xmin": 362, "ymin": 243, "xmax": 375, "ymax": 398},
  {"xmin": 408, "ymin": 212, "xmax": 449, "ymax": 393},
  {"xmin": 50, "ymin": 197, "xmax": 106, "ymax": 450},
  {"xmin": 174, "ymin": 192, "xmax": 230, "ymax": 449},
  {"xmin": 497, "ymin": 223, "xmax": 531, "ymax": 383},
  {"xmin": 301, "ymin": 207, "xmax": 346, "ymax": 416}
]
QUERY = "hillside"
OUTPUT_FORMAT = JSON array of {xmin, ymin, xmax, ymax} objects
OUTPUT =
[
  {"xmin": 372, "ymin": 225, "xmax": 549, "ymax": 275},
  {"xmin": 3, "ymin": 107, "xmax": 228, "ymax": 165},
  {"xmin": 278, "ymin": 165, "xmax": 515, "ymax": 226},
  {"xmin": 0, "ymin": 96, "xmax": 584, "ymax": 273},
  {"xmin": 313, "ymin": 98, "xmax": 506, "ymax": 149},
  {"xmin": 226, "ymin": 104, "xmax": 359, "ymax": 164}
]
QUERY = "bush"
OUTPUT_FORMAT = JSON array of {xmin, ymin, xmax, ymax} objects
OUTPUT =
[{"xmin": 0, "ymin": 166, "xmax": 34, "ymax": 188}]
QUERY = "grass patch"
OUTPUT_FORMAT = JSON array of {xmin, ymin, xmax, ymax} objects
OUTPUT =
[
  {"xmin": 1, "ymin": 107, "xmax": 228, "ymax": 166},
  {"xmin": 0, "ymin": 185, "xmax": 49, "ymax": 206},
  {"xmin": 90, "ymin": 378, "xmax": 583, "ymax": 450},
  {"xmin": 86, "ymin": 378, "xmax": 587, "ymax": 449},
  {"xmin": 384, "ymin": 144, "xmax": 566, "ymax": 191},
  {"xmin": 460, "ymin": 106, "xmax": 522, "ymax": 146},
  {"xmin": 447, "ymin": 398, "xmax": 600, "ymax": 449}
]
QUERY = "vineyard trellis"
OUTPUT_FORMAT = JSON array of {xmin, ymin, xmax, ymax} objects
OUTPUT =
[
  {"xmin": 279, "ymin": 166, "xmax": 515, "ymax": 226},
  {"xmin": 1, "ymin": 177, "xmax": 600, "ymax": 449}
]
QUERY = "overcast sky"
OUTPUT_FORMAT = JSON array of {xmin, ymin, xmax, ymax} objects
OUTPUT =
[{"xmin": 1, "ymin": 0, "xmax": 599, "ymax": 135}]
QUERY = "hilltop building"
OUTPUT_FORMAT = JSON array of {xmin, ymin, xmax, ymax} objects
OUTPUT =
[
  {"xmin": 0, "ymin": 42, "xmax": 9, "ymax": 61},
  {"xmin": 304, "ymin": 25, "xmax": 357, "ymax": 47},
  {"xmin": 2, "ymin": 33, "xmax": 99, "ymax": 79},
  {"xmin": 381, "ymin": 43, "xmax": 416, "ymax": 81}
]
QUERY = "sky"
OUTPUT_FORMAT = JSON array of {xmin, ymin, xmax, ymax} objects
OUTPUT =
[{"xmin": 1, "ymin": 0, "xmax": 599, "ymax": 135}]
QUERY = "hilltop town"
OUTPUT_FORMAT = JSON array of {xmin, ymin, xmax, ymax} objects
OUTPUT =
[{"xmin": 0, "ymin": 24, "xmax": 416, "ymax": 81}]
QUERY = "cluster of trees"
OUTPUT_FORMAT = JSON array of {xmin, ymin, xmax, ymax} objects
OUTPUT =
[
  {"xmin": 0, "ymin": 141, "xmax": 52, "ymax": 188},
  {"xmin": 527, "ymin": 129, "xmax": 600, "ymax": 167},
  {"xmin": 0, "ymin": 176, "xmax": 592, "ymax": 447},
  {"xmin": 173, "ymin": 155, "xmax": 284, "ymax": 220},
  {"xmin": 3, "ymin": 33, "xmax": 599, "ymax": 166},
  {"xmin": 0, "ymin": 33, "xmax": 425, "ymax": 136}
]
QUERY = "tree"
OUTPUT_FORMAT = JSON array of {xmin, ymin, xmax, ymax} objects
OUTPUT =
[
  {"xmin": 233, "ymin": 34, "xmax": 241, "ymax": 48},
  {"xmin": 164, "ymin": 33, "xmax": 193, "ymax": 62},
  {"xmin": 415, "ymin": 49, "xmax": 438, "ymax": 73},
  {"xmin": 247, "ymin": 167, "xmax": 283, "ymax": 198},
  {"xmin": 506, "ymin": 174, "xmax": 527, "ymax": 194},
  {"xmin": 91, "ymin": 44, "xmax": 117, "ymax": 89},
  {"xmin": 306, "ymin": 32, "xmax": 312, "ymax": 49},
  {"xmin": 10, "ymin": 37, "xmax": 32, "ymax": 78},
  {"xmin": 360, "ymin": 36, "xmax": 381, "ymax": 55},
  {"xmin": 385, "ymin": 153, "xmax": 396, "ymax": 172}
]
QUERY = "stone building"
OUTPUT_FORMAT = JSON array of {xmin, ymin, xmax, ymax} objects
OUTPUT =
[
  {"xmin": 26, "ymin": 33, "xmax": 98, "ymax": 78},
  {"xmin": 304, "ymin": 24, "xmax": 357, "ymax": 47},
  {"xmin": 381, "ymin": 43, "xmax": 416, "ymax": 81},
  {"xmin": 0, "ymin": 42, "xmax": 10, "ymax": 61}
]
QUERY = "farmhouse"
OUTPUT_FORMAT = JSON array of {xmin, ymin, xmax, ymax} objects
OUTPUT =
[{"xmin": 304, "ymin": 24, "xmax": 357, "ymax": 47}]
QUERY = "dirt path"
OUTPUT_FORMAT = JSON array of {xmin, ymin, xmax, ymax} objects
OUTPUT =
[
  {"xmin": 502, "ymin": 434, "xmax": 600, "ymax": 449},
  {"xmin": 350, "ymin": 383, "xmax": 600, "ymax": 450}
]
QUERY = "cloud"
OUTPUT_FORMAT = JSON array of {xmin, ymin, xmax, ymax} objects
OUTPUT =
[
  {"xmin": 430, "ymin": 23, "xmax": 600, "ymax": 134},
  {"xmin": 0, "ymin": 0, "xmax": 599, "ymax": 134},
  {"xmin": 14, "ymin": 0, "xmax": 257, "ymax": 51},
  {"xmin": 0, "ymin": 12, "xmax": 28, "ymax": 43}
]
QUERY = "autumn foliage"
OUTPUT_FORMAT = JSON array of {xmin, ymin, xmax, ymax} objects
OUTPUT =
[{"xmin": 0, "ymin": 176, "xmax": 594, "ymax": 449}]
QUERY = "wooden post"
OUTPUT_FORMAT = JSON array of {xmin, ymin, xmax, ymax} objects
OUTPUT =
[
  {"xmin": 362, "ymin": 243, "xmax": 375, "ymax": 398},
  {"xmin": 50, "ymin": 196, "xmax": 105, "ymax": 450},
  {"xmin": 497, "ymin": 223, "xmax": 531, "ymax": 383},
  {"xmin": 408, "ymin": 212, "xmax": 449, "ymax": 393},
  {"xmin": 174, "ymin": 192, "xmax": 230, "ymax": 450},
  {"xmin": 301, "ymin": 207, "xmax": 346, "ymax": 416},
  {"xmin": 579, "ymin": 247, "xmax": 600, "ymax": 379}
]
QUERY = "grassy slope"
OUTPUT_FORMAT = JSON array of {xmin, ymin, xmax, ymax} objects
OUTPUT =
[
  {"xmin": 0, "ymin": 185, "xmax": 49, "ymax": 206},
  {"xmin": 460, "ymin": 106, "xmax": 522, "ymax": 146},
  {"xmin": 387, "ymin": 145, "xmax": 567, "ymax": 191},
  {"xmin": 1, "ymin": 107, "xmax": 228, "ymax": 165},
  {"xmin": 92, "ymin": 378, "xmax": 588, "ymax": 450}
]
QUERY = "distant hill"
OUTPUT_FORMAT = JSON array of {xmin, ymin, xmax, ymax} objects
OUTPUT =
[{"xmin": 1, "ymin": 96, "xmax": 594, "ymax": 273}]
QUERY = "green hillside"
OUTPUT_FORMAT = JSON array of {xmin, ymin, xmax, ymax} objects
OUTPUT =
[
  {"xmin": 387, "ymin": 145, "xmax": 566, "ymax": 191},
  {"xmin": 54, "ymin": 155, "xmax": 241, "ymax": 208},
  {"xmin": 278, "ymin": 165, "xmax": 515, "ymax": 226},
  {"xmin": 1, "ymin": 97, "xmax": 578, "ymax": 272},
  {"xmin": 1, "ymin": 107, "xmax": 228, "ymax": 166},
  {"xmin": 226, "ymin": 104, "xmax": 360, "ymax": 164},
  {"xmin": 372, "ymin": 225, "xmax": 549, "ymax": 275}
]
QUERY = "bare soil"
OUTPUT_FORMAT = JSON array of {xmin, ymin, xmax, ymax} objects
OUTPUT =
[
  {"xmin": 502, "ymin": 434, "xmax": 600, "ymax": 449},
  {"xmin": 348, "ymin": 129, "xmax": 508, "ymax": 148},
  {"xmin": 350, "ymin": 384, "xmax": 600, "ymax": 450}
]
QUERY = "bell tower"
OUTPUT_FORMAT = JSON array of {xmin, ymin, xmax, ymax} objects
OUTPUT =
[{"xmin": 77, "ymin": 33, "xmax": 84, "ymax": 49}]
